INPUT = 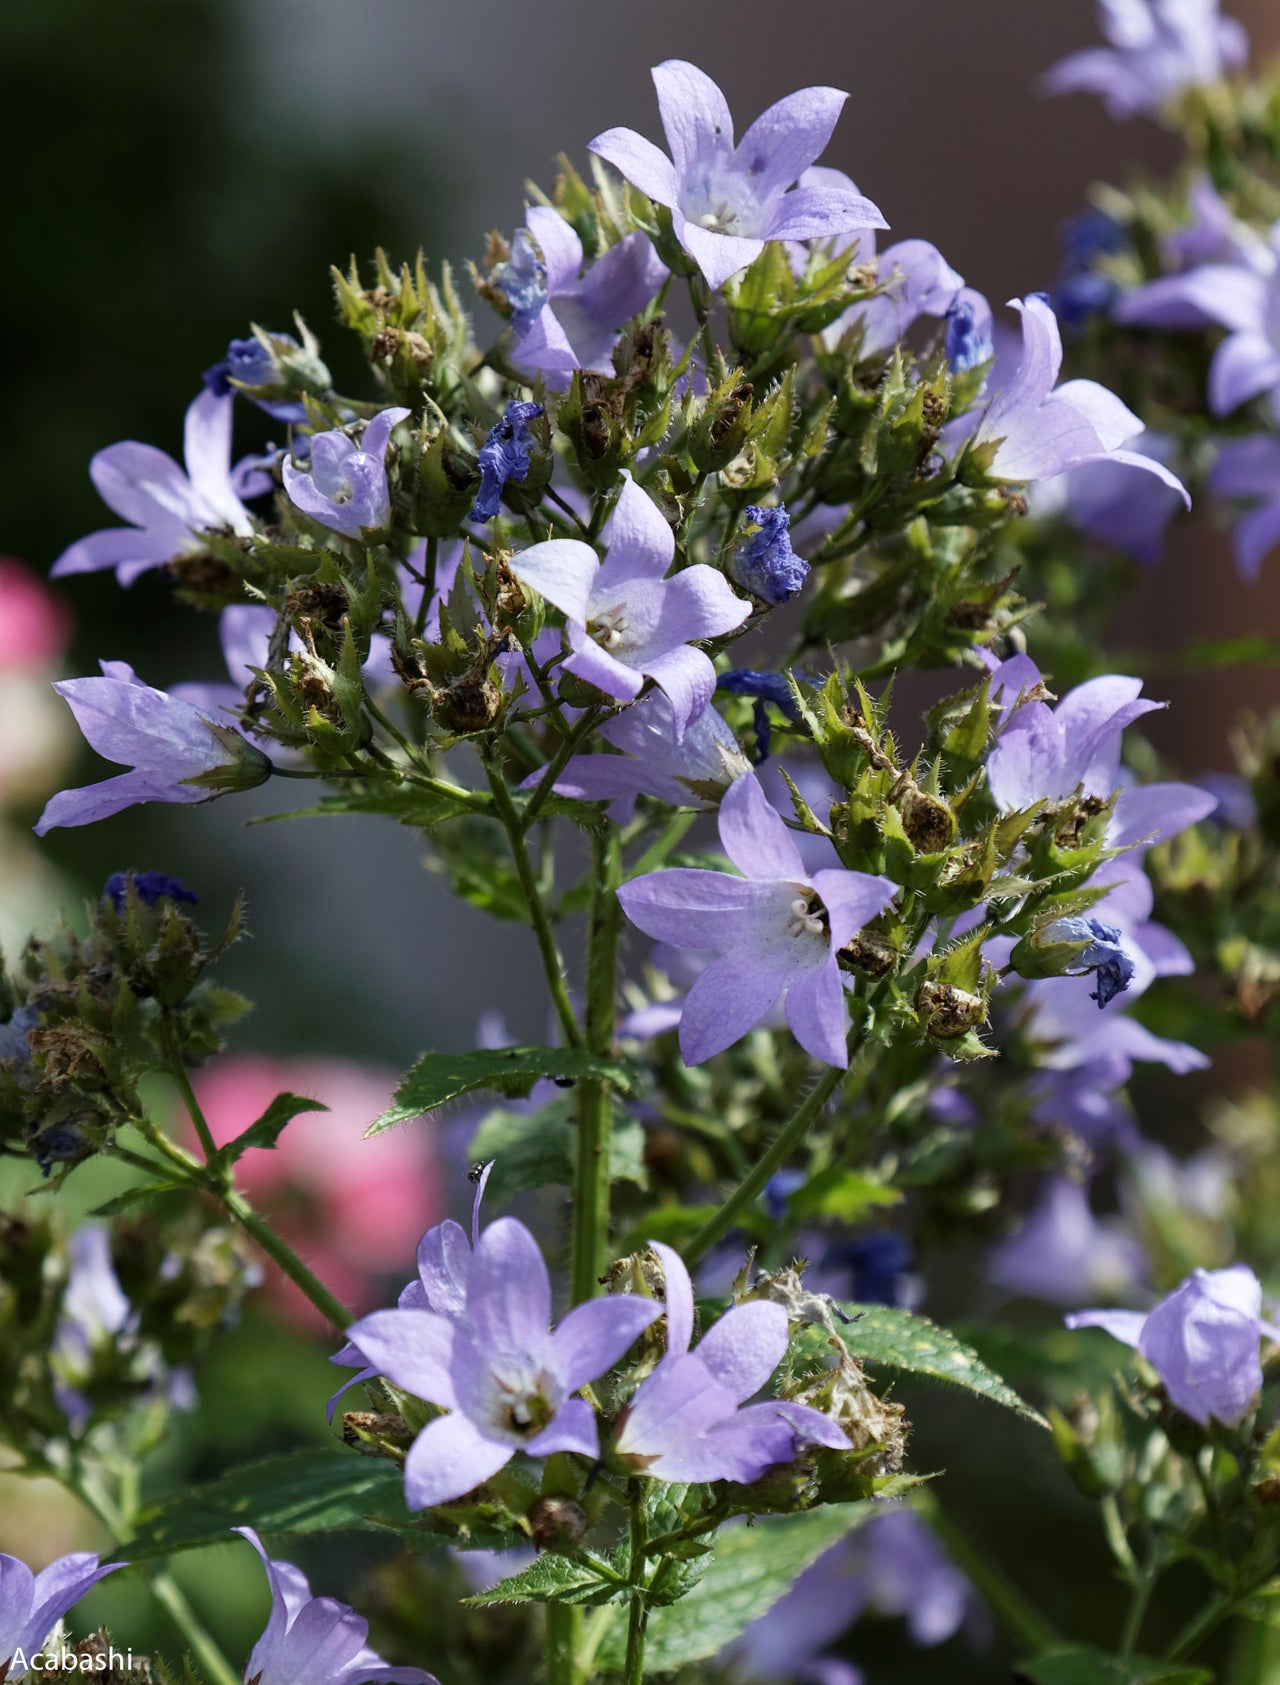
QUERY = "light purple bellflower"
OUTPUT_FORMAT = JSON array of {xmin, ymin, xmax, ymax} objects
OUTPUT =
[
  {"xmin": 499, "ymin": 207, "xmax": 668, "ymax": 381},
  {"xmin": 507, "ymin": 472, "xmax": 751, "ymax": 738},
  {"xmin": 589, "ymin": 61, "xmax": 885, "ymax": 290},
  {"xmin": 35, "ymin": 662, "xmax": 272, "ymax": 834},
  {"xmin": 825, "ymin": 238, "xmax": 971, "ymax": 360},
  {"xmin": 342, "ymin": 1200, "xmax": 661, "ymax": 1510},
  {"xmin": 283, "ymin": 407, "xmax": 410, "ymax": 539},
  {"xmin": 971, "ymin": 296, "xmax": 1191, "ymax": 497},
  {"xmin": 614, "ymin": 1242, "xmax": 848, "ymax": 1482},
  {"xmin": 52, "ymin": 390, "xmax": 269, "ymax": 586},
  {"xmin": 1042, "ymin": 0, "xmax": 1248, "ymax": 120},
  {"xmin": 1067, "ymin": 1264, "xmax": 1279, "ymax": 1427},
  {"xmin": 0, "ymin": 1551, "xmax": 123, "ymax": 1680},
  {"xmin": 236, "ymin": 1527, "xmax": 438, "ymax": 1685},
  {"xmin": 988, "ymin": 1178, "xmax": 1146, "ymax": 1305},
  {"xmin": 617, "ymin": 772, "xmax": 896, "ymax": 1066},
  {"xmin": 1210, "ymin": 433, "xmax": 1280, "ymax": 579}
]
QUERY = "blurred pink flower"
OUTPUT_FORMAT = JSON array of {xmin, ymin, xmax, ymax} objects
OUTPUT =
[
  {"xmin": 0, "ymin": 557, "xmax": 71, "ymax": 670},
  {"xmin": 190, "ymin": 1056, "xmax": 439, "ymax": 1330}
]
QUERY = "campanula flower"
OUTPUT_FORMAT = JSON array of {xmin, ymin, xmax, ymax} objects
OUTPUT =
[
  {"xmin": 0, "ymin": 1551, "xmax": 122, "ymax": 1680},
  {"xmin": 35, "ymin": 662, "xmax": 271, "ymax": 834},
  {"xmin": 1067, "ymin": 1264, "xmax": 1279, "ymax": 1427},
  {"xmin": 500, "ymin": 208, "xmax": 667, "ymax": 381},
  {"xmin": 726, "ymin": 505, "xmax": 809, "ymax": 604},
  {"xmin": 717, "ymin": 669, "xmax": 806, "ymax": 760},
  {"xmin": 988, "ymin": 1179, "xmax": 1146, "ymax": 1305},
  {"xmin": 1042, "ymin": 0, "xmax": 1248, "ymax": 120},
  {"xmin": 945, "ymin": 290, "xmax": 995, "ymax": 371},
  {"xmin": 1209, "ymin": 433, "xmax": 1280, "ymax": 579},
  {"xmin": 617, "ymin": 772, "xmax": 896, "ymax": 1066},
  {"xmin": 1040, "ymin": 915, "xmax": 1137, "ymax": 1007},
  {"xmin": 589, "ymin": 61, "xmax": 885, "ymax": 290},
  {"xmin": 52, "ymin": 390, "xmax": 269, "ymax": 586},
  {"xmin": 508, "ymin": 472, "xmax": 751, "ymax": 738},
  {"xmin": 343, "ymin": 1202, "xmax": 661, "ymax": 1509},
  {"xmin": 236, "ymin": 1527, "xmax": 438, "ymax": 1685},
  {"xmin": 283, "ymin": 406, "xmax": 410, "ymax": 539},
  {"xmin": 613, "ymin": 1242, "xmax": 848, "ymax": 1482},
  {"xmin": 826, "ymin": 240, "xmax": 970, "ymax": 360}
]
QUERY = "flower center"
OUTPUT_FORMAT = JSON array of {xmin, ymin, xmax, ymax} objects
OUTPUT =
[
  {"xmin": 786, "ymin": 893, "xmax": 826, "ymax": 940},
  {"xmin": 687, "ymin": 173, "xmax": 764, "ymax": 239},
  {"xmin": 590, "ymin": 603, "xmax": 629, "ymax": 652}
]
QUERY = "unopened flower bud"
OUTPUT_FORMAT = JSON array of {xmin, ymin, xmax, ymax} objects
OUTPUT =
[{"xmin": 528, "ymin": 1495, "xmax": 589, "ymax": 1551}]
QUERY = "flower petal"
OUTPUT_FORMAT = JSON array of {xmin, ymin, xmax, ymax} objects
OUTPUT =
[
  {"xmin": 734, "ymin": 86, "xmax": 849, "ymax": 200},
  {"xmin": 617, "ymin": 868, "xmax": 793, "ymax": 950},
  {"xmin": 716, "ymin": 769, "xmax": 805, "ymax": 880},
  {"xmin": 467, "ymin": 1217, "xmax": 553, "ymax": 1361},
  {"xmin": 605, "ymin": 473, "xmax": 675, "ymax": 579},
  {"xmin": 1209, "ymin": 331, "xmax": 1280, "ymax": 415},
  {"xmin": 341, "ymin": 1309, "xmax": 458, "ymax": 1410},
  {"xmin": 809, "ymin": 868, "xmax": 897, "ymax": 950},
  {"xmin": 784, "ymin": 959, "xmax": 849, "ymax": 1067},
  {"xmin": 679, "ymin": 221, "xmax": 765, "ymax": 290},
  {"xmin": 766, "ymin": 183, "xmax": 886, "ymax": 243},
  {"xmin": 694, "ymin": 1301, "xmax": 788, "ymax": 1399},
  {"xmin": 551, "ymin": 1295, "xmax": 662, "ymax": 1392},
  {"xmin": 525, "ymin": 205, "xmax": 584, "ymax": 293},
  {"xmin": 678, "ymin": 949, "xmax": 788, "ymax": 1064},
  {"xmin": 417, "ymin": 1219, "xmax": 472, "ymax": 1322},
  {"xmin": 524, "ymin": 1395, "xmax": 599, "ymax": 1459},
  {"xmin": 639, "ymin": 643, "xmax": 717, "ymax": 740},
  {"xmin": 653, "ymin": 60, "xmax": 735, "ymax": 175},
  {"xmin": 649, "ymin": 1241, "xmax": 695, "ymax": 1357},
  {"xmin": 1063, "ymin": 1307, "xmax": 1147, "ymax": 1345},
  {"xmin": 587, "ymin": 127, "xmax": 680, "ymax": 208},
  {"xmin": 403, "ymin": 1412, "xmax": 514, "ymax": 1510}
]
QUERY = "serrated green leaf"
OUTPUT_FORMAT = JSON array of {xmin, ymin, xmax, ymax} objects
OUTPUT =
[
  {"xmin": 817, "ymin": 1304, "xmax": 1047, "ymax": 1427},
  {"xmin": 116, "ymin": 1450, "xmax": 416, "ymax": 1559},
  {"xmin": 251, "ymin": 781, "xmax": 484, "ymax": 829},
  {"xmin": 471, "ymin": 1099, "xmax": 647, "ymax": 1200},
  {"xmin": 1017, "ymin": 1647, "xmax": 1211, "ymax": 1685},
  {"xmin": 787, "ymin": 1169, "xmax": 901, "ymax": 1224},
  {"xmin": 465, "ymin": 1548, "xmax": 627, "ymax": 1608},
  {"xmin": 369, "ymin": 1046, "xmax": 636, "ymax": 1135},
  {"xmin": 211, "ymin": 1092, "xmax": 327, "ymax": 1167},
  {"xmin": 596, "ymin": 1505, "xmax": 879, "ymax": 1672}
]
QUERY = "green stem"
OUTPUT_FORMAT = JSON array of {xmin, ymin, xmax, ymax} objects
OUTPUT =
[
  {"xmin": 922, "ymin": 1500, "xmax": 1060, "ymax": 1657},
  {"xmin": 623, "ymin": 1480, "xmax": 650, "ymax": 1685},
  {"xmin": 570, "ymin": 827, "xmax": 622, "ymax": 1305},
  {"xmin": 1166, "ymin": 1591, "xmax": 1238, "ymax": 1664},
  {"xmin": 413, "ymin": 535, "xmax": 439, "ymax": 637},
  {"xmin": 546, "ymin": 1605, "xmax": 582, "ymax": 1685},
  {"xmin": 222, "ymin": 1186, "xmax": 354, "ymax": 1332},
  {"xmin": 1120, "ymin": 1545, "xmax": 1163, "ymax": 1658},
  {"xmin": 162, "ymin": 1022, "xmax": 218, "ymax": 1164},
  {"xmin": 485, "ymin": 754, "xmax": 582, "ymax": 1049},
  {"xmin": 522, "ymin": 705, "xmax": 605, "ymax": 830},
  {"xmin": 683, "ymin": 1063, "xmax": 846, "ymax": 1268}
]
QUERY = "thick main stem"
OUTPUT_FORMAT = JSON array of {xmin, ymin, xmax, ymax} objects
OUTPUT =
[
  {"xmin": 684, "ymin": 1063, "xmax": 846, "ymax": 1267},
  {"xmin": 571, "ymin": 828, "xmax": 622, "ymax": 1305},
  {"xmin": 623, "ymin": 1480, "xmax": 650, "ymax": 1685}
]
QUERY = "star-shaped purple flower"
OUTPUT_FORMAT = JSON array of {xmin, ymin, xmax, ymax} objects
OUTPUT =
[
  {"xmin": 343, "ymin": 1211, "xmax": 661, "ymax": 1510},
  {"xmin": 499, "ymin": 207, "xmax": 668, "ymax": 382},
  {"xmin": 284, "ymin": 407, "xmax": 410, "ymax": 539},
  {"xmin": 617, "ymin": 772, "xmax": 896, "ymax": 1066},
  {"xmin": 1067, "ymin": 1264, "xmax": 1279, "ymax": 1427},
  {"xmin": 52, "ymin": 390, "xmax": 270, "ymax": 586},
  {"xmin": 507, "ymin": 472, "xmax": 751, "ymax": 738},
  {"xmin": 614, "ymin": 1242, "xmax": 847, "ymax": 1483},
  {"xmin": 589, "ymin": 61, "xmax": 885, "ymax": 290},
  {"xmin": 972, "ymin": 296, "xmax": 1191, "ymax": 496},
  {"xmin": 35, "ymin": 661, "xmax": 272, "ymax": 834},
  {"xmin": 236, "ymin": 1527, "xmax": 438, "ymax": 1685},
  {"xmin": 1042, "ymin": 0, "xmax": 1248, "ymax": 120},
  {"xmin": 0, "ymin": 1550, "xmax": 122, "ymax": 1680}
]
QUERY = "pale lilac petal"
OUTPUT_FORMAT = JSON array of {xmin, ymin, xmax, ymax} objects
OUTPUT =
[
  {"xmin": 507, "ymin": 539, "xmax": 598, "ymax": 625},
  {"xmin": 525, "ymin": 205, "xmax": 585, "ymax": 293},
  {"xmin": 717, "ymin": 768, "xmax": 806, "ymax": 880},
  {"xmin": 361, "ymin": 406, "xmax": 412, "ymax": 464},
  {"xmin": 671, "ymin": 1406, "xmax": 797, "ymax": 1482},
  {"xmin": 588, "ymin": 128, "xmax": 681, "ymax": 208},
  {"xmin": 417, "ymin": 1220, "xmax": 471, "ymax": 1322},
  {"xmin": 562, "ymin": 636, "xmax": 646, "ymax": 702},
  {"xmin": 773, "ymin": 1400, "xmax": 854, "ymax": 1451},
  {"xmin": 183, "ymin": 388, "xmax": 238, "ymax": 508},
  {"xmin": 1040, "ymin": 48, "xmax": 1152, "ymax": 114},
  {"xmin": 1210, "ymin": 332, "xmax": 1280, "ymax": 415},
  {"xmin": 1053, "ymin": 380, "xmax": 1142, "ymax": 450},
  {"xmin": 511, "ymin": 306, "xmax": 581, "ymax": 378},
  {"xmin": 21, "ymin": 1555, "xmax": 123, "ymax": 1662},
  {"xmin": 1233, "ymin": 500, "xmax": 1280, "ymax": 580},
  {"xmin": 0, "ymin": 1555, "xmax": 35, "ymax": 1661},
  {"xmin": 678, "ymin": 950, "xmax": 788, "ymax": 1063},
  {"xmin": 1100, "ymin": 448, "xmax": 1191, "ymax": 505},
  {"xmin": 1064, "ymin": 1307, "xmax": 1147, "ymax": 1345},
  {"xmin": 1117, "ymin": 266, "xmax": 1267, "ymax": 333},
  {"xmin": 735, "ymin": 87, "xmax": 848, "ymax": 200},
  {"xmin": 618, "ymin": 869, "xmax": 795, "ymax": 950},
  {"xmin": 650, "ymin": 1241, "xmax": 695, "ymax": 1356},
  {"xmin": 785, "ymin": 960, "xmax": 849, "ymax": 1068},
  {"xmin": 524, "ymin": 1396, "xmax": 599, "ymax": 1459},
  {"xmin": 679, "ymin": 222, "xmax": 766, "ymax": 290},
  {"xmin": 1110, "ymin": 782, "xmax": 1217, "ymax": 849},
  {"xmin": 809, "ymin": 869, "xmax": 897, "ymax": 950},
  {"xmin": 550, "ymin": 1295, "xmax": 662, "ymax": 1391},
  {"xmin": 467, "ymin": 1217, "xmax": 552, "ymax": 1360},
  {"xmin": 89, "ymin": 440, "xmax": 193, "ymax": 533},
  {"xmin": 34, "ymin": 770, "xmax": 205, "ymax": 834},
  {"xmin": 645, "ymin": 563, "xmax": 751, "ymax": 644},
  {"xmin": 253, "ymin": 1595, "xmax": 370, "ymax": 1685},
  {"xmin": 283, "ymin": 458, "xmax": 365, "ymax": 539},
  {"xmin": 605, "ymin": 474, "xmax": 675, "ymax": 579},
  {"xmin": 695, "ymin": 1301, "xmax": 788, "ymax": 1400},
  {"xmin": 653, "ymin": 60, "xmax": 735, "ymax": 175},
  {"xmin": 767, "ymin": 184, "xmax": 886, "ymax": 243},
  {"xmin": 342, "ymin": 1309, "xmax": 458, "ymax": 1410},
  {"xmin": 987, "ymin": 705, "xmax": 1065, "ymax": 809},
  {"xmin": 640, "ymin": 644, "xmax": 718, "ymax": 739},
  {"xmin": 403, "ymin": 1413, "xmax": 514, "ymax": 1510},
  {"xmin": 50, "ymin": 525, "xmax": 175, "ymax": 580},
  {"xmin": 561, "ymin": 234, "xmax": 669, "ymax": 373},
  {"xmin": 984, "ymin": 296, "xmax": 1063, "ymax": 429}
]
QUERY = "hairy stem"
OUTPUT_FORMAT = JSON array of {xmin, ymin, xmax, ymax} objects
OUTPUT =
[
  {"xmin": 570, "ymin": 827, "xmax": 622, "ymax": 1304},
  {"xmin": 545, "ymin": 1605, "xmax": 582, "ymax": 1685},
  {"xmin": 623, "ymin": 1480, "xmax": 650, "ymax": 1685}
]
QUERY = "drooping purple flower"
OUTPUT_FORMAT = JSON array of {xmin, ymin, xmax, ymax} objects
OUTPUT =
[
  {"xmin": 283, "ymin": 406, "xmax": 410, "ymax": 539},
  {"xmin": 343, "ymin": 1208, "xmax": 660, "ymax": 1510},
  {"xmin": 0, "ymin": 1550, "xmax": 123, "ymax": 1680},
  {"xmin": 1164, "ymin": 176, "xmax": 1272, "ymax": 273},
  {"xmin": 1022, "ymin": 975, "xmax": 1211, "ymax": 1085},
  {"xmin": 825, "ymin": 240, "xmax": 970, "ymax": 360},
  {"xmin": 236, "ymin": 1527, "xmax": 438, "ymax": 1685},
  {"xmin": 550, "ymin": 690, "xmax": 751, "ymax": 822},
  {"xmin": 717, "ymin": 669, "xmax": 807, "ymax": 760},
  {"xmin": 34, "ymin": 662, "xmax": 272, "ymax": 835},
  {"xmin": 970, "ymin": 296, "xmax": 1191, "ymax": 497},
  {"xmin": 945, "ymin": 289, "xmax": 995, "ymax": 371},
  {"xmin": 614, "ymin": 1242, "xmax": 848, "ymax": 1482},
  {"xmin": 102, "ymin": 870, "xmax": 198, "ymax": 913},
  {"xmin": 1040, "ymin": 916, "xmax": 1137, "ymax": 1007},
  {"xmin": 727, "ymin": 505, "xmax": 809, "ymax": 604},
  {"xmin": 471, "ymin": 401, "xmax": 545, "ymax": 521},
  {"xmin": 1067, "ymin": 1264, "xmax": 1279, "ymax": 1427},
  {"xmin": 507, "ymin": 472, "xmax": 751, "ymax": 738},
  {"xmin": 988, "ymin": 1179, "xmax": 1146, "ymax": 1304},
  {"xmin": 589, "ymin": 61, "xmax": 885, "ymax": 291},
  {"xmin": 1209, "ymin": 433, "xmax": 1280, "ymax": 580},
  {"xmin": 499, "ymin": 208, "xmax": 668, "ymax": 381},
  {"xmin": 51, "ymin": 390, "xmax": 269, "ymax": 586},
  {"xmin": 1042, "ymin": 0, "xmax": 1248, "ymax": 120},
  {"xmin": 617, "ymin": 772, "xmax": 896, "ymax": 1067}
]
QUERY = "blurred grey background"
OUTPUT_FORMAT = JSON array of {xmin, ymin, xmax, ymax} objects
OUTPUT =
[{"xmin": 7, "ymin": 0, "xmax": 1278, "ymax": 1067}]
